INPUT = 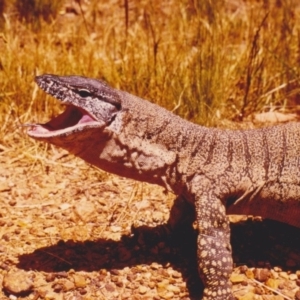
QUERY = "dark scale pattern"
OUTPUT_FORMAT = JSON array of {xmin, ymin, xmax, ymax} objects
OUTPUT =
[{"xmin": 28, "ymin": 74, "xmax": 300, "ymax": 299}]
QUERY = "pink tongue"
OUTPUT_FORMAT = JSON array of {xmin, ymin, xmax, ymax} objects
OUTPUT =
[{"xmin": 78, "ymin": 114, "xmax": 95, "ymax": 124}]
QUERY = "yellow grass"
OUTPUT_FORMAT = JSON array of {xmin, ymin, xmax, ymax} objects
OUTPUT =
[{"xmin": 0, "ymin": 0, "xmax": 300, "ymax": 155}]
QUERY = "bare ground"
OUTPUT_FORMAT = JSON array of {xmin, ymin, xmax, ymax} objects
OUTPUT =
[{"xmin": 0, "ymin": 129, "xmax": 299, "ymax": 300}]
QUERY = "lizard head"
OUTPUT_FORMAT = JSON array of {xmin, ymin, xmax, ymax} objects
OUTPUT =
[{"xmin": 27, "ymin": 74, "xmax": 122, "ymax": 139}]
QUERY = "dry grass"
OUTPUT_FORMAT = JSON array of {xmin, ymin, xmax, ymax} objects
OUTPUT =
[{"xmin": 0, "ymin": 0, "xmax": 300, "ymax": 133}]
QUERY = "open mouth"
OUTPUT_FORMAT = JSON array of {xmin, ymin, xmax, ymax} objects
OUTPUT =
[{"xmin": 27, "ymin": 105, "xmax": 100, "ymax": 137}]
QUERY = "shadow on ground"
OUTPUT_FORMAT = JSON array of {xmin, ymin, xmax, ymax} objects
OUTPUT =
[{"xmin": 18, "ymin": 219, "xmax": 300, "ymax": 299}]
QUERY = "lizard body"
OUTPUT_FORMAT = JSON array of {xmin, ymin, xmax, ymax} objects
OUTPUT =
[{"xmin": 27, "ymin": 74, "xmax": 300, "ymax": 299}]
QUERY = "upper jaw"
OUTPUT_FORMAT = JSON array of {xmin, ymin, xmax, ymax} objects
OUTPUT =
[
  {"xmin": 27, "ymin": 75, "xmax": 104, "ymax": 138},
  {"xmin": 28, "ymin": 74, "xmax": 120, "ymax": 138}
]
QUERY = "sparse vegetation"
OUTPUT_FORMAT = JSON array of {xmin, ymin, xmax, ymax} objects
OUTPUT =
[{"xmin": 0, "ymin": 0, "xmax": 299, "ymax": 135}]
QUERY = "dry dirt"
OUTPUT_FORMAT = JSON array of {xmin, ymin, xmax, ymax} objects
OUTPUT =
[{"xmin": 0, "ymin": 128, "xmax": 299, "ymax": 300}]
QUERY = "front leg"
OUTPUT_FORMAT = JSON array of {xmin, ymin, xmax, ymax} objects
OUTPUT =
[{"xmin": 195, "ymin": 189, "xmax": 234, "ymax": 300}]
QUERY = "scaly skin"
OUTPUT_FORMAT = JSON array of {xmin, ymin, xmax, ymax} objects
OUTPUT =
[{"xmin": 27, "ymin": 74, "xmax": 300, "ymax": 299}]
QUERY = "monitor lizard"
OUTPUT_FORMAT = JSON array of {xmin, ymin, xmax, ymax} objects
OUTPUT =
[{"xmin": 27, "ymin": 74, "xmax": 300, "ymax": 300}]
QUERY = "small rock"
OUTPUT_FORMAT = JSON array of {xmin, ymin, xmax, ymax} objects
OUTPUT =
[
  {"xmin": 110, "ymin": 225, "xmax": 121, "ymax": 233},
  {"xmin": 167, "ymin": 284, "xmax": 180, "ymax": 294},
  {"xmin": 45, "ymin": 273, "xmax": 55, "ymax": 282},
  {"xmin": 152, "ymin": 211, "xmax": 164, "ymax": 222},
  {"xmin": 56, "ymin": 271, "xmax": 68, "ymax": 278},
  {"xmin": 254, "ymin": 286, "xmax": 264, "ymax": 295},
  {"xmin": 239, "ymin": 265, "xmax": 248, "ymax": 273},
  {"xmin": 279, "ymin": 271, "xmax": 289, "ymax": 280},
  {"xmin": 150, "ymin": 263, "xmax": 161, "ymax": 270},
  {"xmin": 62, "ymin": 279, "xmax": 75, "ymax": 291},
  {"xmin": 8, "ymin": 199, "xmax": 16, "ymax": 206},
  {"xmin": 245, "ymin": 269, "xmax": 254, "ymax": 279},
  {"xmin": 2, "ymin": 233, "xmax": 10, "ymax": 241},
  {"xmin": 265, "ymin": 278, "xmax": 279, "ymax": 289},
  {"xmin": 115, "ymin": 281, "xmax": 123, "ymax": 287},
  {"xmin": 73, "ymin": 199, "xmax": 96, "ymax": 222},
  {"xmin": 230, "ymin": 274, "xmax": 245, "ymax": 283},
  {"xmin": 171, "ymin": 271, "xmax": 181, "ymax": 279},
  {"xmin": 270, "ymin": 269, "xmax": 279, "ymax": 279},
  {"xmin": 254, "ymin": 268, "xmax": 270, "ymax": 282},
  {"xmin": 289, "ymin": 274, "xmax": 298, "ymax": 281},
  {"xmin": 127, "ymin": 274, "xmax": 137, "ymax": 282},
  {"xmin": 72, "ymin": 274, "xmax": 86, "ymax": 288},
  {"xmin": 110, "ymin": 269, "xmax": 120, "ymax": 275},
  {"xmin": 157, "ymin": 280, "xmax": 169, "ymax": 292},
  {"xmin": 295, "ymin": 289, "xmax": 300, "ymax": 300},
  {"xmin": 105, "ymin": 283, "xmax": 115, "ymax": 292},
  {"xmin": 0, "ymin": 183, "xmax": 11, "ymax": 192},
  {"xmin": 139, "ymin": 285, "xmax": 148, "ymax": 294},
  {"xmin": 52, "ymin": 282, "xmax": 63, "ymax": 292},
  {"xmin": 78, "ymin": 287, "xmax": 87, "ymax": 295},
  {"xmin": 3, "ymin": 270, "xmax": 33, "ymax": 295}
]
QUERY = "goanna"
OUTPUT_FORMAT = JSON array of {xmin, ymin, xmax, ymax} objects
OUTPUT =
[{"xmin": 27, "ymin": 74, "xmax": 300, "ymax": 299}]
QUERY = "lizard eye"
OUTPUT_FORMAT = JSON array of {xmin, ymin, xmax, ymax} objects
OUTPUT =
[{"xmin": 77, "ymin": 89, "xmax": 92, "ymax": 98}]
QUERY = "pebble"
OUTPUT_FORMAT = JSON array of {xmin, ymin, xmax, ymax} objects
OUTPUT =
[
  {"xmin": 245, "ymin": 269, "xmax": 254, "ymax": 279},
  {"xmin": 295, "ymin": 289, "xmax": 300, "ymax": 300},
  {"xmin": 62, "ymin": 279, "xmax": 75, "ymax": 291},
  {"xmin": 171, "ymin": 271, "xmax": 182, "ymax": 279},
  {"xmin": 8, "ymin": 199, "xmax": 17, "ymax": 206},
  {"xmin": 254, "ymin": 286, "xmax": 264, "ymax": 295},
  {"xmin": 167, "ymin": 284, "xmax": 180, "ymax": 294},
  {"xmin": 239, "ymin": 265, "xmax": 248, "ymax": 273},
  {"xmin": 265, "ymin": 278, "xmax": 279, "ymax": 289},
  {"xmin": 110, "ymin": 269, "xmax": 120, "ymax": 276},
  {"xmin": 2, "ymin": 233, "xmax": 10, "ymax": 241},
  {"xmin": 279, "ymin": 272, "xmax": 289, "ymax": 280},
  {"xmin": 139, "ymin": 285, "xmax": 148, "ymax": 294},
  {"xmin": 254, "ymin": 268, "xmax": 270, "ymax": 282},
  {"xmin": 152, "ymin": 211, "xmax": 164, "ymax": 222},
  {"xmin": 230, "ymin": 274, "xmax": 245, "ymax": 283},
  {"xmin": 3, "ymin": 270, "xmax": 33, "ymax": 295},
  {"xmin": 72, "ymin": 274, "xmax": 87, "ymax": 288},
  {"xmin": 289, "ymin": 274, "xmax": 298, "ymax": 281},
  {"xmin": 45, "ymin": 273, "xmax": 55, "ymax": 282},
  {"xmin": 150, "ymin": 263, "xmax": 161, "ymax": 270},
  {"xmin": 73, "ymin": 199, "xmax": 96, "ymax": 222},
  {"xmin": 105, "ymin": 283, "xmax": 115, "ymax": 292}
]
